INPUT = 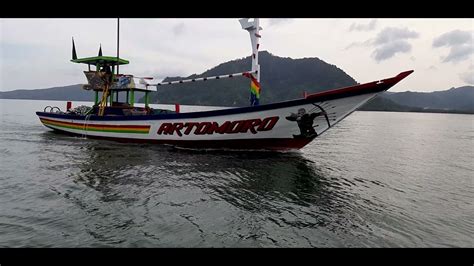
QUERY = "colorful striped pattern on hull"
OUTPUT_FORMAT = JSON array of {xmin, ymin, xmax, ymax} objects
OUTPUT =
[{"xmin": 39, "ymin": 118, "xmax": 150, "ymax": 134}]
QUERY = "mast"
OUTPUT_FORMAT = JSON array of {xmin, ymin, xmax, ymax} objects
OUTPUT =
[
  {"xmin": 117, "ymin": 18, "xmax": 120, "ymax": 75},
  {"xmin": 239, "ymin": 18, "xmax": 261, "ymax": 82},
  {"xmin": 239, "ymin": 18, "xmax": 262, "ymax": 106},
  {"xmin": 146, "ymin": 19, "xmax": 263, "ymax": 106}
]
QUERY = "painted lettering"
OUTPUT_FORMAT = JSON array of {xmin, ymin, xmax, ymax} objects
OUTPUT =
[
  {"xmin": 156, "ymin": 116, "xmax": 279, "ymax": 137},
  {"xmin": 183, "ymin": 122, "xmax": 199, "ymax": 135},
  {"xmin": 195, "ymin": 122, "xmax": 212, "ymax": 135},
  {"xmin": 258, "ymin": 116, "xmax": 279, "ymax": 131},
  {"xmin": 157, "ymin": 123, "xmax": 173, "ymax": 135}
]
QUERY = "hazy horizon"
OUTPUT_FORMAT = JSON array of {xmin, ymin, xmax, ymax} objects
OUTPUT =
[
  {"xmin": 1, "ymin": 69, "xmax": 473, "ymax": 94},
  {"xmin": 1, "ymin": 18, "xmax": 473, "ymax": 92}
]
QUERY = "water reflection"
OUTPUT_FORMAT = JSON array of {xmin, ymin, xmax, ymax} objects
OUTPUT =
[
  {"xmin": 66, "ymin": 137, "xmax": 354, "ymax": 218},
  {"xmin": 36, "ymin": 131, "xmax": 366, "ymax": 247},
  {"xmin": 7, "ymin": 106, "xmax": 469, "ymax": 247}
]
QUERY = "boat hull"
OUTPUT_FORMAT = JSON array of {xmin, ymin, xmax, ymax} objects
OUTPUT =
[{"xmin": 36, "ymin": 71, "xmax": 413, "ymax": 150}]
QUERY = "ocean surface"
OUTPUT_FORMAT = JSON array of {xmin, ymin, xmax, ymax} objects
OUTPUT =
[{"xmin": 0, "ymin": 99, "xmax": 472, "ymax": 247}]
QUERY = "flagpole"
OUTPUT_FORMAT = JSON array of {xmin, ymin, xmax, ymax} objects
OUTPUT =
[{"xmin": 117, "ymin": 18, "xmax": 120, "ymax": 75}]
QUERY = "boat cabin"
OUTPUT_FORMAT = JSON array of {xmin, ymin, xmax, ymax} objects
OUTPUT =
[{"xmin": 71, "ymin": 55, "xmax": 172, "ymax": 116}]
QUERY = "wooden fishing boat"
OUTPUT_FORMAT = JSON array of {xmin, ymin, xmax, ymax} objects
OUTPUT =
[{"xmin": 36, "ymin": 18, "xmax": 413, "ymax": 150}]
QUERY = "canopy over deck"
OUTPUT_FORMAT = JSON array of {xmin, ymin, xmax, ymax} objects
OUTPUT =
[
  {"xmin": 91, "ymin": 87, "xmax": 153, "ymax": 92},
  {"xmin": 71, "ymin": 56, "xmax": 129, "ymax": 66}
]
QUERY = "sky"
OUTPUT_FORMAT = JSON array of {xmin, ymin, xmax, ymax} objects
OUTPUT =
[{"xmin": 0, "ymin": 18, "xmax": 473, "ymax": 92}]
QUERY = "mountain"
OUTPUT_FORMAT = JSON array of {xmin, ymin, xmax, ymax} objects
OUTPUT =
[
  {"xmin": 358, "ymin": 96, "xmax": 418, "ymax": 112},
  {"xmin": 0, "ymin": 84, "xmax": 89, "ymax": 101},
  {"xmin": 361, "ymin": 86, "xmax": 474, "ymax": 114},
  {"xmin": 148, "ymin": 51, "xmax": 357, "ymax": 106},
  {"xmin": 383, "ymin": 86, "xmax": 474, "ymax": 111}
]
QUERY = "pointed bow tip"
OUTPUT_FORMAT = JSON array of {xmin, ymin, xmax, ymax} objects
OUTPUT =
[{"xmin": 397, "ymin": 70, "xmax": 414, "ymax": 78}]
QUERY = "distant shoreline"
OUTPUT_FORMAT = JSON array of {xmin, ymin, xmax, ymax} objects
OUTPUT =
[
  {"xmin": 1, "ymin": 98, "xmax": 472, "ymax": 115},
  {"xmin": 358, "ymin": 109, "xmax": 474, "ymax": 115}
]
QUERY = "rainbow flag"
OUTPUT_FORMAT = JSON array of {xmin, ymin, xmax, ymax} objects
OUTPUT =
[
  {"xmin": 244, "ymin": 72, "xmax": 261, "ymax": 106},
  {"xmin": 250, "ymin": 78, "xmax": 261, "ymax": 99}
]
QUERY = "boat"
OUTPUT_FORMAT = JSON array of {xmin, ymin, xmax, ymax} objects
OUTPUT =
[{"xmin": 36, "ymin": 18, "xmax": 413, "ymax": 151}]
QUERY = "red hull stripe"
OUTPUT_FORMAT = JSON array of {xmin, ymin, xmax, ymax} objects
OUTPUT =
[
  {"xmin": 40, "ymin": 118, "xmax": 150, "ymax": 134},
  {"xmin": 306, "ymin": 70, "xmax": 414, "ymax": 99},
  {"xmin": 45, "ymin": 126, "xmax": 313, "ymax": 150}
]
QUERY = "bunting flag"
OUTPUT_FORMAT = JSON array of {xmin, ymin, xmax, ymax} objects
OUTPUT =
[
  {"xmin": 98, "ymin": 44, "xmax": 103, "ymax": 57},
  {"xmin": 243, "ymin": 72, "xmax": 261, "ymax": 106},
  {"xmin": 72, "ymin": 37, "xmax": 77, "ymax": 60}
]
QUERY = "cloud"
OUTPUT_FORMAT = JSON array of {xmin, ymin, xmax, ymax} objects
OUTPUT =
[
  {"xmin": 172, "ymin": 23, "xmax": 186, "ymax": 36},
  {"xmin": 348, "ymin": 19, "xmax": 377, "ymax": 32},
  {"xmin": 459, "ymin": 71, "xmax": 474, "ymax": 85},
  {"xmin": 369, "ymin": 27, "xmax": 419, "ymax": 62},
  {"xmin": 344, "ymin": 39, "xmax": 372, "ymax": 50},
  {"xmin": 428, "ymin": 65, "xmax": 437, "ymax": 70},
  {"xmin": 345, "ymin": 27, "xmax": 419, "ymax": 62},
  {"xmin": 267, "ymin": 19, "xmax": 293, "ymax": 27},
  {"xmin": 433, "ymin": 30, "xmax": 472, "ymax": 47},
  {"xmin": 433, "ymin": 30, "xmax": 474, "ymax": 63},
  {"xmin": 441, "ymin": 45, "xmax": 473, "ymax": 63},
  {"xmin": 372, "ymin": 40, "xmax": 412, "ymax": 62},
  {"xmin": 374, "ymin": 27, "xmax": 419, "ymax": 45}
]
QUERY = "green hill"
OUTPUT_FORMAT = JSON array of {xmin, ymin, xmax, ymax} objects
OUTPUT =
[
  {"xmin": 361, "ymin": 86, "xmax": 474, "ymax": 114},
  {"xmin": 358, "ymin": 96, "xmax": 418, "ymax": 112},
  {"xmin": 0, "ymin": 84, "xmax": 87, "ymax": 101},
  {"xmin": 382, "ymin": 86, "xmax": 474, "ymax": 112},
  {"xmin": 148, "ymin": 51, "xmax": 357, "ymax": 106}
]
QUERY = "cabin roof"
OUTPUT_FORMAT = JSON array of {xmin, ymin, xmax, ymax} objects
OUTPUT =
[
  {"xmin": 71, "ymin": 56, "xmax": 129, "ymax": 65},
  {"xmin": 91, "ymin": 87, "xmax": 153, "ymax": 92}
]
